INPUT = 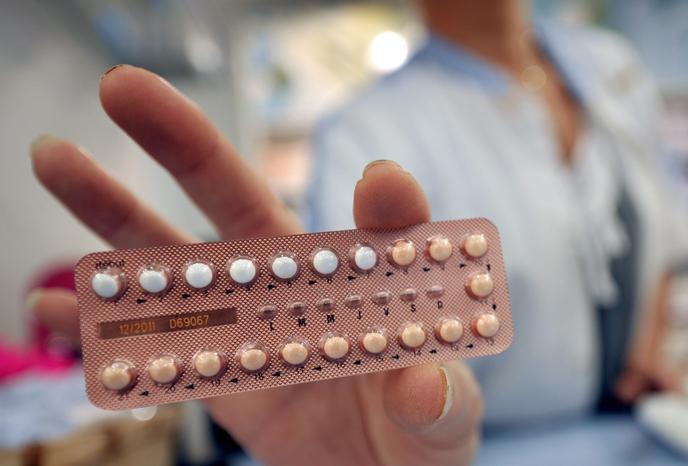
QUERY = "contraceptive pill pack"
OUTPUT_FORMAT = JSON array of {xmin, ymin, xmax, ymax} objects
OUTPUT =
[{"xmin": 75, "ymin": 218, "xmax": 513, "ymax": 410}]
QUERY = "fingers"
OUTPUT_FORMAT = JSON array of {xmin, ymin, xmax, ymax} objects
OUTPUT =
[
  {"xmin": 31, "ymin": 135, "xmax": 191, "ymax": 248},
  {"xmin": 353, "ymin": 160, "xmax": 431, "ymax": 229},
  {"xmin": 383, "ymin": 362, "xmax": 482, "ymax": 445},
  {"xmin": 353, "ymin": 161, "xmax": 481, "ymax": 453},
  {"xmin": 26, "ymin": 288, "xmax": 80, "ymax": 343},
  {"xmin": 99, "ymin": 65, "xmax": 301, "ymax": 239}
]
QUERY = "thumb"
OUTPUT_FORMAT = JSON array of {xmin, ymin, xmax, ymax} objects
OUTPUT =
[{"xmin": 353, "ymin": 161, "xmax": 483, "ymax": 451}]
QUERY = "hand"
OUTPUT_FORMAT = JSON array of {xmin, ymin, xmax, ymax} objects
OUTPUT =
[{"xmin": 28, "ymin": 65, "xmax": 482, "ymax": 466}]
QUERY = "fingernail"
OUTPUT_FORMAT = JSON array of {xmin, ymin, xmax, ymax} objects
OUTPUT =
[
  {"xmin": 25, "ymin": 288, "xmax": 44, "ymax": 313},
  {"xmin": 30, "ymin": 134, "xmax": 59, "ymax": 156},
  {"xmin": 101, "ymin": 64, "xmax": 126, "ymax": 80},
  {"xmin": 436, "ymin": 365, "xmax": 455, "ymax": 422},
  {"xmin": 362, "ymin": 159, "xmax": 401, "ymax": 177}
]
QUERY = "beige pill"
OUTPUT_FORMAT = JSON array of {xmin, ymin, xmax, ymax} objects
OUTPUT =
[
  {"xmin": 475, "ymin": 314, "xmax": 500, "ymax": 338},
  {"xmin": 469, "ymin": 273, "xmax": 494, "ymax": 298},
  {"xmin": 389, "ymin": 240, "xmax": 416, "ymax": 267},
  {"xmin": 400, "ymin": 324, "xmax": 426, "ymax": 349},
  {"xmin": 463, "ymin": 233, "xmax": 488, "ymax": 258},
  {"xmin": 194, "ymin": 351, "xmax": 224, "ymax": 378},
  {"xmin": 148, "ymin": 356, "xmax": 181, "ymax": 384},
  {"xmin": 437, "ymin": 318, "xmax": 464, "ymax": 343},
  {"xmin": 323, "ymin": 336, "xmax": 350, "ymax": 360},
  {"xmin": 362, "ymin": 332, "xmax": 388, "ymax": 354},
  {"xmin": 281, "ymin": 342, "xmax": 309, "ymax": 366},
  {"xmin": 101, "ymin": 361, "xmax": 135, "ymax": 391},
  {"xmin": 428, "ymin": 235, "xmax": 453, "ymax": 262},
  {"xmin": 240, "ymin": 348, "xmax": 268, "ymax": 372}
]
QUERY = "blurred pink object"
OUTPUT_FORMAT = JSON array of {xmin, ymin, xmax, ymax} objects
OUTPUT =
[{"xmin": 0, "ymin": 261, "xmax": 81, "ymax": 382}]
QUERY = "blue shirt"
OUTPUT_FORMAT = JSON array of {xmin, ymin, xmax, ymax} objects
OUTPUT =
[{"xmin": 304, "ymin": 21, "xmax": 688, "ymax": 426}]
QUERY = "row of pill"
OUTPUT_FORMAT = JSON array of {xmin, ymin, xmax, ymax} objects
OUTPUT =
[
  {"xmin": 100, "ymin": 314, "xmax": 500, "ymax": 392},
  {"xmin": 259, "ymin": 278, "xmax": 495, "ymax": 320},
  {"xmin": 90, "ymin": 233, "xmax": 489, "ymax": 300}
]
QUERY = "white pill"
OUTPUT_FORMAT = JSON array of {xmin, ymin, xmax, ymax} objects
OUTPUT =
[
  {"xmin": 469, "ymin": 273, "xmax": 494, "ymax": 298},
  {"xmin": 193, "ymin": 351, "xmax": 224, "ymax": 378},
  {"xmin": 148, "ymin": 356, "xmax": 180, "ymax": 384},
  {"xmin": 312, "ymin": 249, "xmax": 339, "ymax": 276},
  {"xmin": 101, "ymin": 361, "xmax": 135, "ymax": 391},
  {"xmin": 463, "ymin": 234, "xmax": 488, "ymax": 258},
  {"xmin": 362, "ymin": 332, "xmax": 388, "ymax": 354},
  {"xmin": 281, "ymin": 342, "xmax": 309, "ymax": 366},
  {"xmin": 475, "ymin": 314, "xmax": 500, "ymax": 338},
  {"xmin": 229, "ymin": 258, "xmax": 257, "ymax": 285},
  {"xmin": 91, "ymin": 270, "xmax": 124, "ymax": 299},
  {"xmin": 323, "ymin": 336, "xmax": 349, "ymax": 360},
  {"xmin": 438, "ymin": 318, "xmax": 464, "ymax": 343},
  {"xmin": 240, "ymin": 348, "xmax": 268, "ymax": 372},
  {"xmin": 185, "ymin": 262, "xmax": 214, "ymax": 289},
  {"xmin": 400, "ymin": 324, "xmax": 426, "ymax": 349},
  {"xmin": 354, "ymin": 246, "xmax": 377, "ymax": 271},
  {"xmin": 272, "ymin": 256, "xmax": 298, "ymax": 280},
  {"xmin": 139, "ymin": 268, "xmax": 170, "ymax": 294}
]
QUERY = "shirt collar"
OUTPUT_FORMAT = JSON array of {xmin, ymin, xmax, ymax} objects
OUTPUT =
[{"xmin": 415, "ymin": 18, "xmax": 596, "ymax": 107}]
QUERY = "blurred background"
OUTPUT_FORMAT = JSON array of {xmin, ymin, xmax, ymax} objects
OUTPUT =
[{"xmin": 1, "ymin": 0, "xmax": 688, "ymax": 465}]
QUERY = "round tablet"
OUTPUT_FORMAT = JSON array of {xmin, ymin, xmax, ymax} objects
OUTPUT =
[
  {"xmin": 469, "ymin": 273, "xmax": 494, "ymax": 298},
  {"xmin": 399, "ymin": 323, "xmax": 426, "ymax": 349},
  {"xmin": 91, "ymin": 269, "xmax": 125, "ymax": 300},
  {"xmin": 228, "ymin": 257, "xmax": 258, "ymax": 285},
  {"xmin": 361, "ymin": 332, "xmax": 388, "ymax": 354},
  {"xmin": 389, "ymin": 240, "xmax": 416, "ymax": 267},
  {"xmin": 239, "ymin": 348, "xmax": 268, "ymax": 372},
  {"xmin": 475, "ymin": 314, "xmax": 500, "ymax": 338},
  {"xmin": 193, "ymin": 351, "xmax": 225, "ymax": 378},
  {"xmin": 322, "ymin": 335, "xmax": 350, "ymax": 360},
  {"xmin": 437, "ymin": 318, "xmax": 464, "ymax": 343},
  {"xmin": 351, "ymin": 245, "xmax": 377, "ymax": 272},
  {"xmin": 184, "ymin": 261, "xmax": 215, "ymax": 289},
  {"xmin": 148, "ymin": 355, "xmax": 181, "ymax": 384},
  {"xmin": 463, "ymin": 233, "xmax": 488, "ymax": 258},
  {"xmin": 271, "ymin": 255, "xmax": 298, "ymax": 281},
  {"xmin": 312, "ymin": 249, "xmax": 339, "ymax": 276},
  {"xmin": 101, "ymin": 360, "xmax": 136, "ymax": 391},
  {"xmin": 139, "ymin": 265, "xmax": 172, "ymax": 294},
  {"xmin": 427, "ymin": 235, "xmax": 453, "ymax": 262},
  {"xmin": 281, "ymin": 342, "xmax": 309, "ymax": 366}
]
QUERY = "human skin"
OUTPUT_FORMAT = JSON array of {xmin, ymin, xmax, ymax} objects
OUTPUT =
[{"xmin": 28, "ymin": 65, "xmax": 483, "ymax": 466}]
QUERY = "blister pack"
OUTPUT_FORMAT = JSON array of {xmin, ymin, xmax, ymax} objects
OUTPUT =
[{"xmin": 75, "ymin": 218, "xmax": 513, "ymax": 410}]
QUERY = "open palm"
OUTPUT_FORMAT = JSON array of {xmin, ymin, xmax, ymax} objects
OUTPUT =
[{"xmin": 30, "ymin": 65, "xmax": 482, "ymax": 466}]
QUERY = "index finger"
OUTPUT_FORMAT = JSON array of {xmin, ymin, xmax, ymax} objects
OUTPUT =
[{"xmin": 99, "ymin": 65, "xmax": 301, "ymax": 240}]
